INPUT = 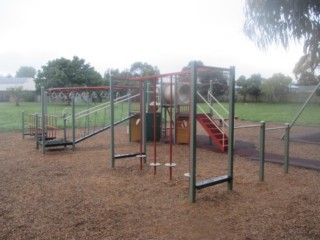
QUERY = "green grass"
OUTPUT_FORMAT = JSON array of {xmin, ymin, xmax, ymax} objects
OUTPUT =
[
  {"xmin": 0, "ymin": 102, "xmax": 319, "ymax": 132},
  {"xmin": 234, "ymin": 102, "xmax": 320, "ymax": 125}
]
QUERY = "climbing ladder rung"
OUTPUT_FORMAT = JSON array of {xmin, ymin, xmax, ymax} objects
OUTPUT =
[
  {"xmin": 195, "ymin": 175, "xmax": 231, "ymax": 189},
  {"xmin": 114, "ymin": 153, "xmax": 144, "ymax": 159}
]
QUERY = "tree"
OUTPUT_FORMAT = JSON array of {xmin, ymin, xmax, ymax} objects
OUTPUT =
[
  {"xmin": 7, "ymin": 86, "xmax": 23, "ymax": 106},
  {"xmin": 104, "ymin": 62, "xmax": 160, "ymax": 96},
  {"xmin": 262, "ymin": 73, "xmax": 292, "ymax": 102},
  {"xmin": 236, "ymin": 75, "xmax": 249, "ymax": 102},
  {"xmin": 244, "ymin": 0, "xmax": 320, "ymax": 75},
  {"xmin": 34, "ymin": 56, "xmax": 103, "ymax": 93},
  {"xmin": 15, "ymin": 66, "xmax": 36, "ymax": 78},
  {"xmin": 182, "ymin": 61, "xmax": 228, "ymax": 97},
  {"xmin": 130, "ymin": 62, "xmax": 160, "ymax": 77},
  {"xmin": 247, "ymin": 74, "xmax": 263, "ymax": 101},
  {"xmin": 297, "ymin": 71, "xmax": 319, "ymax": 85}
]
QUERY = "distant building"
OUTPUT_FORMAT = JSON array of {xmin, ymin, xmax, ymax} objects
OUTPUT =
[{"xmin": 0, "ymin": 78, "xmax": 35, "ymax": 102}]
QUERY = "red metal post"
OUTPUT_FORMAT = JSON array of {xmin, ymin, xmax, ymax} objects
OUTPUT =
[
  {"xmin": 169, "ymin": 76, "xmax": 173, "ymax": 180},
  {"xmin": 139, "ymin": 80, "xmax": 143, "ymax": 170}
]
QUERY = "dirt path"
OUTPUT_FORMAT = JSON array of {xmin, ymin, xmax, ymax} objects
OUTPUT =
[{"xmin": 0, "ymin": 123, "xmax": 319, "ymax": 239}]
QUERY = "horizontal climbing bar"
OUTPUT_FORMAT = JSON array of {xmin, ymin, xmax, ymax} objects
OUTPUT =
[
  {"xmin": 195, "ymin": 175, "xmax": 231, "ymax": 190},
  {"xmin": 114, "ymin": 153, "xmax": 144, "ymax": 159}
]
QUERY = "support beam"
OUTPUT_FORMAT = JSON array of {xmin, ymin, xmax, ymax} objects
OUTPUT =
[
  {"xmin": 189, "ymin": 62, "xmax": 197, "ymax": 203},
  {"xmin": 227, "ymin": 66, "xmax": 235, "ymax": 190}
]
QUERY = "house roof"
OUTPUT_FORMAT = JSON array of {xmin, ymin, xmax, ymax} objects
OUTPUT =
[{"xmin": 0, "ymin": 78, "xmax": 35, "ymax": 91}]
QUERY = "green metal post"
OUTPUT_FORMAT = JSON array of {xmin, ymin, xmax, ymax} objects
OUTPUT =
[
  {"xmin": 22, "ymin": 111, "xmax": 25, "ymax": 139},
  {"xmin": 72, "ymin": 97, "xmax": 76, "ymax": 151},
  {"xmin": 63, "ymin": 113, "xmax": 67, "ymax": 149},
  {"xmin": 110, "ymin": 74, "xmax": 115, "ymax": 168},
  {"xmin": 173, "ymin": 76, "xmax": 177, "ymax": 144},
  {"xmin": 259, "ymin": 121, "xmax": 265, "ymax": 182},
  {"xmin": 41, "ymin": 87, "xmax": 46, "ymax": 154},
  {"xmin": 284, "ymin": 123, "xmax": 290, "ymax": 173},
  {"xmin": 227, "ymin": 66, "xmax": 236, "ymax": 190},
  {"xmin": 128, "ymin": 90, "xmax": 132, "ymax": 141},
  {"xmin": 189, "ymin": 62, "xmax": 197, "ymax": 203},
  {"xmin": 146, "ymin": 82, "xmax": 150, "ymax": 112},
  {"xmin": 35, "ymin": 113, "xmax": 39, "ymax": 150}
]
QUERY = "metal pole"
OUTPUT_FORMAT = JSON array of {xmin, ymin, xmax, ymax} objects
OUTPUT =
[
  {"xmin": 284, "ymin": 123, "xmax": 290, "ymax": 173},
  {"xmin": 174, "ymin": 76, "xmax": 177, "ymax": 144},
  {"xmin": 227, "ymin": 66, "xmax": 236, "ymax": 190},
  {"xmin": 110, "ymin": 74, "xmax": 115, "ymax": 168},
  {"xmin": 22, "ymin": 111, "xmax": 25, "ymax": 139},
  {"xmin": 209, "ymin": 80, "xmax": 213, "ymax": 144},
  {"xmin": 142, "ymin": 80, "xmax": 147, "ymax": 164},
  {"xmin": 259, "ymin": 121, "xmax": 265, "ymax": 182},
  {"xmin": 41, "ymin": 87, "xmax": 46, "ymax": 154},
  {"xmin": 153, "ymin": 78, "xmax": 158, "ymax": 175},
  {"xmin": 72, "ymin": 97, "xmax": 76, "ymax": 151},
  {"xmin": 146, "ymin": 82, "xmax": 150, "ymax": 111},
  {"xmin": 169, "ymin": 76, "xmax": 173, "ymax": 180},
  {"xmin": 160, "ymin": 77, "xmax": 164, "ymax": 141},
  {"xmin": 128, "ymin": 90, "xmax": 132, "ymax": 141},
  {"xmin": 189, "ymin": 62, "xmax": 197, "ymax": 203},
  {"xmin": 63, "ymin": 113, "xmax": 67, "ymax": 149},
  {"xmin": 35, "ymin": 113, "xmax": 39, "ymax": 150}
]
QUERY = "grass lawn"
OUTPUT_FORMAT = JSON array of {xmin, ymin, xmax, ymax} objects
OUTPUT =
[
  {"xmin": 234, "ymin": 102, "xmax": 319, "ymax": 125},
  {"xmin": 0, "ymin": 101, "xmax": 319, "ymax": 132}
]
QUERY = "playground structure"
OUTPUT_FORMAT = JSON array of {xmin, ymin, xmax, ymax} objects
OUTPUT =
[
  {"xmin": 22, "ymin": 63, "xmax": 237, "ymax": 202},
  {"xmin": 22, "ymin": 62, "xmax": 304, "ymax": 203}
]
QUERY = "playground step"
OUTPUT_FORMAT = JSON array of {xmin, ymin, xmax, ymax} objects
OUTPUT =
[
  {"xmin": 195, "ymin": 175, "xmax": 231, "ymax": 189},
  {"xmin": 40, "ymin": 140, "xmax": 73, "ymax": 147},
  {"xmin": 114, "ymin": 152, "xmax": 145, "ymax": 159},
  {"xmin": 196, "ymin": 114, "xmax": 228, "ymax": 152}
]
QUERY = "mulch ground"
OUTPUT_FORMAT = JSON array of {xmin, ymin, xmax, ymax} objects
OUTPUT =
[{"xmin": 0, "ymin": 122, "xmax": 319, "ymax": 240}]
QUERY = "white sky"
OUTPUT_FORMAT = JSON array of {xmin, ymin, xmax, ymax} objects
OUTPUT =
[{"xmin": 0, "ymin": 0, "xmax": 304, "ymax": 79}]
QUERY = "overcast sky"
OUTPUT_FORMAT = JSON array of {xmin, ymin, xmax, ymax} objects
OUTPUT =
[{"xmin": 0, "ymin": 0, "xmax": 304, "ymax": 79}]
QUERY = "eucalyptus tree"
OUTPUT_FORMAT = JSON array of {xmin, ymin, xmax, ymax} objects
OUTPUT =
[
  {"xmin": 15, "ymin": 66, "xmax": 36, "ymax": 78},
  {"xmin": 244, "ymin": 0, "xmax": 320, "ymax": 76}
]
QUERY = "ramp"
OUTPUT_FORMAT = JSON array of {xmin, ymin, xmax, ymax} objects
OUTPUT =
[{"xmin": 75, "ymin": 114, "xmax": 135, "ymax": 144}]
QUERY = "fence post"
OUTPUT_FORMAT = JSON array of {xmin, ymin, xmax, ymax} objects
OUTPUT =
[
  {"xmin": 63, "ymin": 113, "xmax": 67, "ymax": 149},
  {"xmin": 41, "ymin": 87, "xmax": 46, "ymax": 154},
  {"xmin": 22, "ymin": 111, "xmax": 25, "ymax": 139},
  {"xmin": 259, "ymin": 121, "xmax": 265, "ymax": 181},
  {"xmin": 35, "ymin": 113, "xmax": 39, "ymax": 150},
  {"xmin": 284, "ymin": 123, "xmax": 290, "ymax": 173},
  {"xmin": 72, "ymin": 97, "xmax": 76, "ymax": 151}
]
